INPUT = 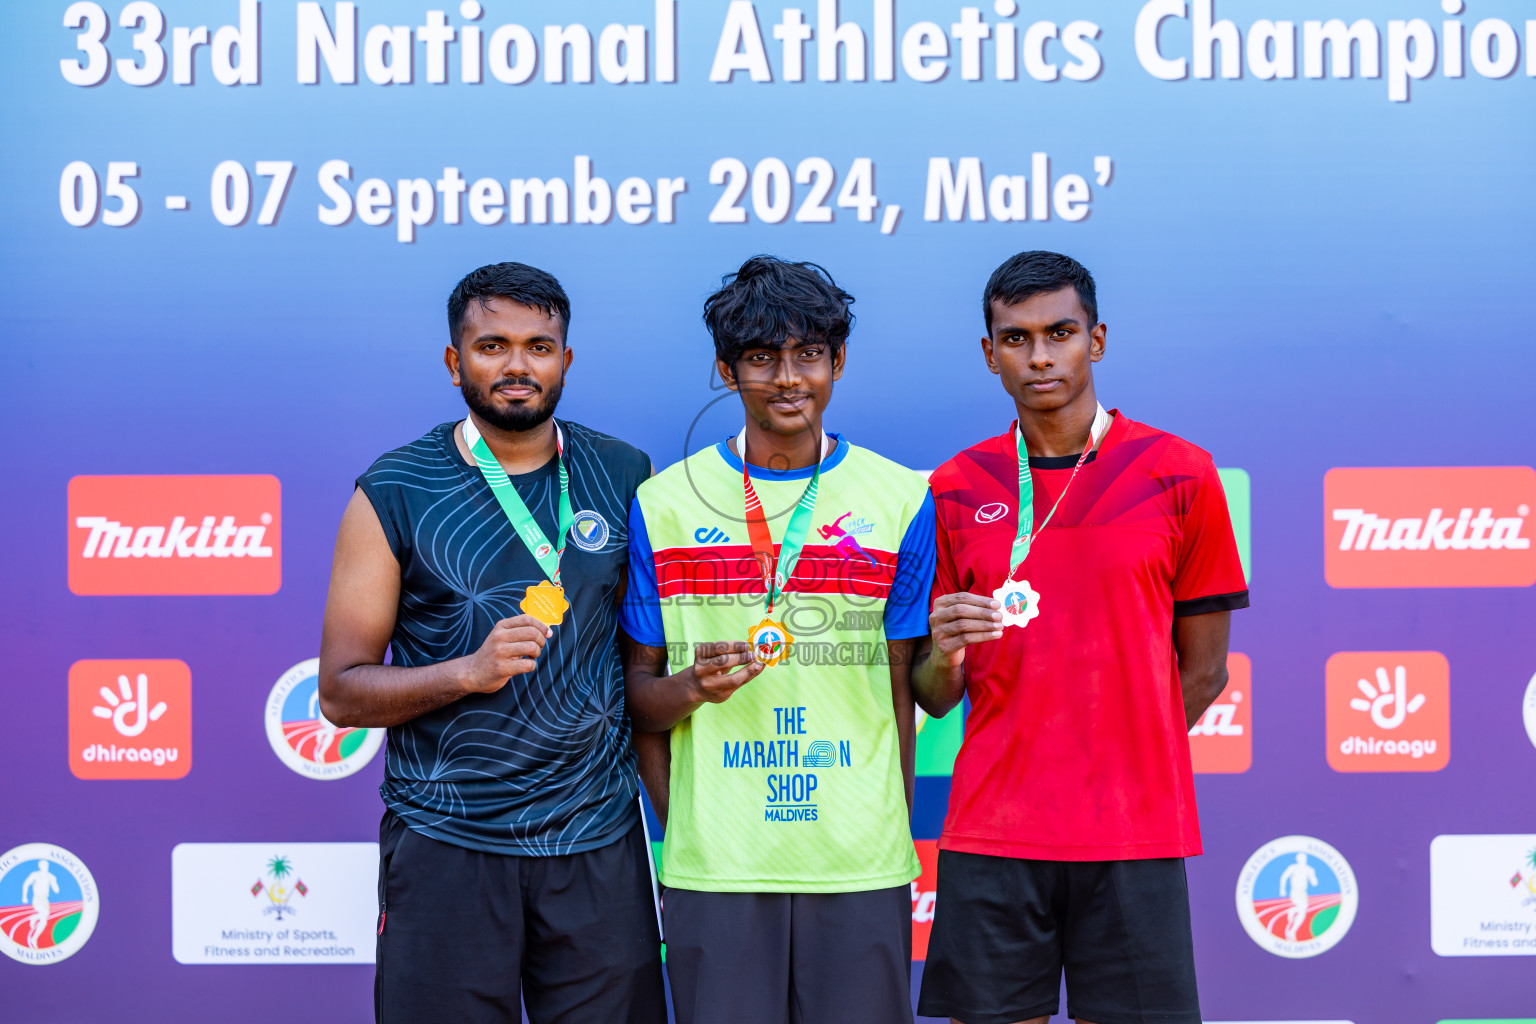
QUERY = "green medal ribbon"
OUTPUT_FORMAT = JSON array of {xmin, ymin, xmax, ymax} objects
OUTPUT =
[
  {"xmin": 741, "ymin": 429, "xmax": 827, "ymax": 614},
  {"xmin": 1007, "ymin": 403, "xmax": 1111, "ymax": 581},
  {"xmin": 462, "ymin": 417, "xmax": 573, "ymax": 584}
]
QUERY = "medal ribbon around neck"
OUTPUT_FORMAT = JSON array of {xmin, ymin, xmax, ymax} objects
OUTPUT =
[
  {"xmin": 462, "ymin": 417, "xmax": 573, "ymax": 586},
  {"xmin": 739, "ymin": 428, "xmax": 829, "ymax": 615},
  {"xmin": 1006, "ymin": 403, "xmax": 1111, "ymax": 582}
]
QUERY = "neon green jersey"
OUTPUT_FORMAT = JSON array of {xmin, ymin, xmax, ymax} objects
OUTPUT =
[{"xmin": 623, "ymin": 435, "xmax": 934, "ymax": 893}]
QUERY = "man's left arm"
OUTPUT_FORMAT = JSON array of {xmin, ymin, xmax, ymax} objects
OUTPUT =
[
  {"xmin": 1174, "ymin": 611, "xmax": 1231, "ymax": 728},
  {"xmin": 887, "ymin": 638, "xmax": 917, "ymax": 816},
  {"xmin": 884, "ymin": 489, "xmax": 938, "ymax": 818}
]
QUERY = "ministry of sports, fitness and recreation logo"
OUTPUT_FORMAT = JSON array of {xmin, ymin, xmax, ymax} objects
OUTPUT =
[
  {"xmin": 265, "ymin": 659, "xmax": 383, "ymax": 780},
  {"xmin": 1429, "ymin": 832, "xmax": 1536, "ymax": 956},
  {"xmin": 1236, "ymin": 836, "xmax": 1358, "ymax": 958},
  {"xmin": 569, "ymin": 509, "xmax": 610, "ymax": 551},
  {"xmin": 0, "ymin": 844, "xmax": 100, "ymax": 965},
  {"xmin": 250, "ymin": 854, "xmax": 309, "ymax": 921}
]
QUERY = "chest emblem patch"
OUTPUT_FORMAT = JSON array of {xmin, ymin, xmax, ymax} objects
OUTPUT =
[
  {"xmin": 569, "ymin": 510, "xmax": 610, "ymax": 552},
  {"xmin": 817, "ymin": 511, "xmax": 877, "ymax": 566},
  {"xmin": 975, "ymin": 502, "xmax": 1009, "ymax": 524}
]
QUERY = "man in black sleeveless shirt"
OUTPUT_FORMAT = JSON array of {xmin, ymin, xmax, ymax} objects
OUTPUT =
[{"xmin": 318, "ymin": 263, "xmax": 664, "ymax": 1024}]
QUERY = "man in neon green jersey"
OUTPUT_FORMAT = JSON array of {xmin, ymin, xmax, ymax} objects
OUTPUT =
[{"xmin": 620, "ymin": 256, "xmax": 935, "ymax": 1024}]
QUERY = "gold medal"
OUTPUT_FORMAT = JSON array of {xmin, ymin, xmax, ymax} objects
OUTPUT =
[
  {"xmin": 748, "ymin": 618, "xmax": 795, "ymax": 668},
  {"xmin": 520, "ymin": 580, "xmax": 569, "ymax": 627}
]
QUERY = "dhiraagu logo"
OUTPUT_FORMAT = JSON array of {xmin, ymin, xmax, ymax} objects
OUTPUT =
[{"xmin": 1218, "ymin": 467, "xmax": 1252, "ymax": 584}]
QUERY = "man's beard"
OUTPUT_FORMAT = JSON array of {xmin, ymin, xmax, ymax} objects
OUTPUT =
[{"xmin": 462, "ymin": 373, "xmax": 564, "ymax": 432}]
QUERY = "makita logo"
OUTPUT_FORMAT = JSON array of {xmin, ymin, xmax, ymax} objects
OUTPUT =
[
  {"xmin": 68, "ymin": 475, "xmax": 282, "ymax": 595},
  {"xmin": 1188, "ymin": 653, "xmax": 1252, "ymax": 774},
  {"xmin": 75, "ymin": 515, "xmax": 274, "ymax": 559},
  {"xmin": 1332, "ymin": 507, "xmax": 1530, "ymax": 551},
  {"xmin": 1324, "ymin": 467, "xmax": 1536, "ymax": 588}
]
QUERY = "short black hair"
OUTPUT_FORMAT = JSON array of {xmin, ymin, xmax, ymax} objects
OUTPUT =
[
  {"xmin": 982, "ymin": 251, "xmax": 1097, "ymax": 334},
  {"xmin": 703, "ymin": 255, "xmax": 854, "ymax": 365},
  {"xmin": 447, "ymin": 262, "xmax": 571, "ymax": 347}
]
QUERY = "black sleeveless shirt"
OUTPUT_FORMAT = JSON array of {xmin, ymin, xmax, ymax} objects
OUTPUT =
[{"xmin": 357, "ymin": 419, "xmax": 650, "ymax": 855}]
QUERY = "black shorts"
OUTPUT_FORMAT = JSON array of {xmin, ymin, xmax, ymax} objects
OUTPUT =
[
  {"xmin": 917, "ymin": 852, "xmax": 1200, "ymax": 1024},
  {"xmin": 664, "ymin": 885, "xmax": 913, "ymax": 1024},
  {"xmin": 374, "ymin": 810, "xmax": 666, "ymax": 1024}
]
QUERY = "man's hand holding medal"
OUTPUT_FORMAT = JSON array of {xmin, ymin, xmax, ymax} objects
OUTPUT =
[
  {"xmin": 926, "ymin": 593, "xmax": 1005, "ymax": 671},
  {"xmin": 462, "ymin": 614, "xmax": 555, "ymax": 693},
  {"xmin": 683, "ymin": 641, "xmax": 766, "ymax": 704}
]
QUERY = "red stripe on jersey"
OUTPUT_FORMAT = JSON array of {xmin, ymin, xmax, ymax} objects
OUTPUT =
[{"xmin": 654, "ymin": 543, "xmax": 896, "ymax": 598}]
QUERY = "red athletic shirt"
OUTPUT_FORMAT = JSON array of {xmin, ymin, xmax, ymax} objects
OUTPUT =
[{"xmin": 930, "ymin": 411, "xmax": 1248, "ymax": 861}]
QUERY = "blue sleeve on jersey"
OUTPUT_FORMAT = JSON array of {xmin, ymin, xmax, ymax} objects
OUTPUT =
[
  {"xmin": 620, "ymin": 497, "xmax": 667, "ymax": 647},
  {"xmin": 884, "ymin": 490, "xmax": 937, "ymax": 640}
]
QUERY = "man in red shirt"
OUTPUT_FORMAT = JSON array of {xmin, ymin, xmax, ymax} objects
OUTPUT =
[{"xmin": 913, "ymin": 251, "xmax": 1248, "ymax": 1024}]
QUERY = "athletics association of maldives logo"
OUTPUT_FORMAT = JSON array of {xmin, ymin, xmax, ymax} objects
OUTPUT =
[
  {"xmin": 1324, "ymin": 466, "xmax": 1535, "ymax": 588},
  {"xmin": 1236, "ymin": 836, "xmax": 1358, "ymax": 958},
  {"xmin": 68, "ymin": 474, "xmax": 282, "ymax": 595},
  {"xmin": 0, "ymin": 844, "xmax": 100, "ymax": 965},
  {"xmin": 264, "ymin": 659, "xmax": 383, "ymax": 780}
]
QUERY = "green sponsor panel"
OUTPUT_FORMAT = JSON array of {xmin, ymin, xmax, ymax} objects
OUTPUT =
[
  {"xmin": 916, "ymin": 706, "xmax": 965, "ymax": 777},
  {"xmin": 1218, "ymin": 467, "xmax": 1251, "ymax": 584}
]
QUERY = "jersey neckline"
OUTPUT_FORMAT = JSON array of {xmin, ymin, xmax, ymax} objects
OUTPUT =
[
  {"xmin": 1010, "ymin": 409, "xmax": 1129, "ymax": 470},
  {"xmin": 712, "ymin": 432, "xmax": 850, "ymax": 480}
]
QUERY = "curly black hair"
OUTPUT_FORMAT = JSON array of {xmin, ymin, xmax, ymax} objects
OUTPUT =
[{"xmin": 703, "ymin": 255, "xmax": 854, "ymax": 364}]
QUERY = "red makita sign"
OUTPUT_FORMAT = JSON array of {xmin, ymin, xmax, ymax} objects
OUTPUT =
[
  {"xmin": 1324, "ymin": 467, "xmax": 1535, "ymax": 588},
  {"xmin": 68, "ymin": 475, "xmax": 282, "ymax": 595}
]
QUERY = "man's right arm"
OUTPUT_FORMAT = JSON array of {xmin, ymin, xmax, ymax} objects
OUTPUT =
[
  {"xmin": 621, "ymin": 633, "xmax": 764, "ymax": 734},
  {"xmin": 910, "ymin": 593, "xmax": 1002, "ymax": 719},
  {"xmin": 318, "ymin": 488, "xmax": 551, "ymax": 729}
]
